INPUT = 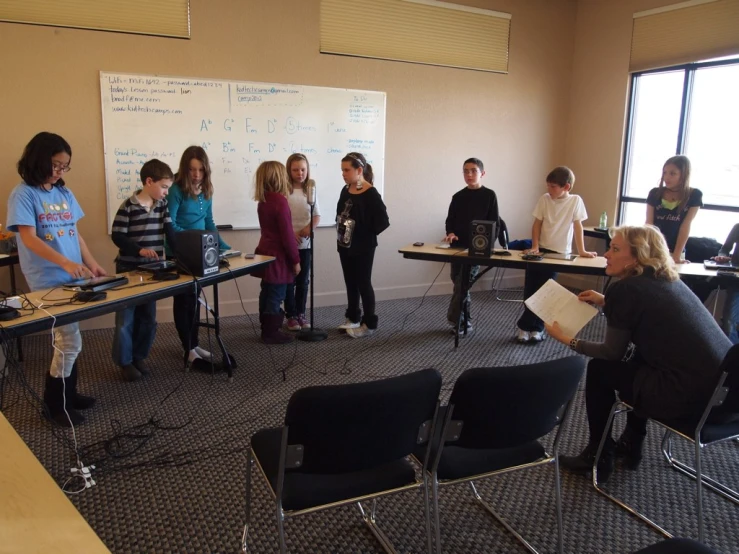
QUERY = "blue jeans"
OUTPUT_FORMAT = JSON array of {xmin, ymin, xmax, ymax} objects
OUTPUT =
[
  {"xmin": 260, "ymin": 282, "xmax": 288, "ymax": 315},
  {"xmin": 285, "ymin": 249, "xmax": 311, "ymax": 317},
  {"xmin": 112, "ymin": 301, "xmax": 157, "ymax": 366},
  {"xmin": 517, "ymin": 266, "xmax": 558, "ymax": 332},
  {"xmin": 723, "ymin": 290, "xmax": 739, "ymax": 344}
]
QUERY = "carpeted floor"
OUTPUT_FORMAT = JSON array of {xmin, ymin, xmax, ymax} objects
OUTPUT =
[{"xmin": 2, "ymin": 288, "xmax": 738, "ymax": 554}]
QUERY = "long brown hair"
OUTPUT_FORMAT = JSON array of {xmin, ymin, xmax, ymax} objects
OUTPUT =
[
  {"xmin": 659, "ymin": 155, "xmax": 692, "ymax": 212},
  {"xmin": 175, "ymin": 146, "xmax": 213, "ymax": 200},
  {"xmin": 342, "ymin": 152, "xmax": 374, "ymax": 185}
]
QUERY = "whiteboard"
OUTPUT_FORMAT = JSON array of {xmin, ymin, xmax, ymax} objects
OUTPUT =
[{"xmin": 99, "ymin": 72, "xmax": 386, "ymax": 230}]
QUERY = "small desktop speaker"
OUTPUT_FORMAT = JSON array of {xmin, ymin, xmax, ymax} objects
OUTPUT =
[
  {"xmin": 175, "ymin": 230, "xmax": 220, "ymax": 276},
  {"xmin": 469, "ymin": 220, "xmax": 495, "ymax": 257}
]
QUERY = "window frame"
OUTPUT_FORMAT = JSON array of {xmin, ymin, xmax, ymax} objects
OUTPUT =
[{"xmin": 618, "ymin": 57, "xmax": 739, "ymax": 225}]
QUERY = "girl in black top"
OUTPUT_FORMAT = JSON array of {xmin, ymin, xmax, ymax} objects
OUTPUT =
[
  {"xmin": 646, "ymin": 155, "xmax": 702, "ymax": 264},
  {"xmin": 336, "ymin": 152, "xmax": 390, "ymax": 338}
]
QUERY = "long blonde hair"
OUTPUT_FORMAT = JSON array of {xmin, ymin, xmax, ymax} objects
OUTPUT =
[
  {"xmin": 610, "ymin": 224, "xmax": 679, "ymax": 281},
  {"xmin": 286, "ymin": 153, "xmax": 312, "ymax": 196},
  {"xmin": 253, "ymin": 161, "xmax": 291, "ymax": 202}
]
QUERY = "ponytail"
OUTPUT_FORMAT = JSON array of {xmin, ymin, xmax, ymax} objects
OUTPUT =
[{"xmin": 363, "ymin": 163, "xmax": 374, "ymax": 185}]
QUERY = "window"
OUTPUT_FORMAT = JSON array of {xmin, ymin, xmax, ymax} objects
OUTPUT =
[{"xmin": 619, "ymin": 58, "xmax": 739, "ymax": 242}]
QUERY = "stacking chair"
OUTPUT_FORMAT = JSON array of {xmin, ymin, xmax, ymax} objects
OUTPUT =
[
  {"xmin": 421, "ymin": 356, "xmax": 585, "ymax": 554},
  {"xmin": 241, "ymin": 368, "xmax": 442, "ymax": 553},
  {"xmin": 593, "ymin": 344, "xmax": 739, "ymax": 542}
]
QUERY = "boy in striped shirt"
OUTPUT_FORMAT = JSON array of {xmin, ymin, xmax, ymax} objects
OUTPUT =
[{"xmin": 111, "ymin": 159, "xmax": 176, "ymax": 381}]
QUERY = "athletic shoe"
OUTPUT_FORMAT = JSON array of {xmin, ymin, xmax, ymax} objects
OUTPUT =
[
  {"xmin": 529, "ymin": 330, "xmax": 545, "ymax": 342},
  {"xmin": 286, "ymin": 317, "xmax": 301, "ymax": 331},
  {"xmin": 297, "ymin": 314, "xmax": 311, "ymax": 329},
  {"xmin": 346, "ymin": 323, "xmax": 375, "ymax": 338},
  {"xmin": 121, "ymin": 364, "xmax": 142, "ymax": 382},
  {"xmin": 516, "ymin": 328, "xmax": 531, "ymax": 343},
  {"xmin": 337, "ymin": 319, "xmax": 361, "ymax": 330}
]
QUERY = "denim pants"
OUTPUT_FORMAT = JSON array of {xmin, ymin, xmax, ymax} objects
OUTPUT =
[
  {"xmin": 260, "ymin": 281, "xmax": 288, "ymax": 315},
  {"xmin": 49, "ymin": 323, "xmax": 82, "ymax": 378},
  {"xmin": 112, "ymin": 301, "xmax": 157, "ymax": 366},
  {"xmin": 447, "ymin": 262, "xmax": 480, "ymax": 325},
  {"xmin": 285, "ymin": 249, "xmax": 311, "ymax": 317},
  {"xmin": 723, "ymin": 289, "xmax": 739, "ymax": 344},
  {"xmin": 517, "ymin": 267, "xmax": 558, "ymax": 332}
]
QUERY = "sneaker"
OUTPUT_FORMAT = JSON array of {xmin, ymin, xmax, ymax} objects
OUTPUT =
[
  {"xmin": 132, "ymin": 359, "xmax": 151, "ymax": 376},
  {"xmin": 516, "ymin": 328, "xmax": 531, "ymax": 343},
  {"xmin": 346, "ymin": 323, "xmax": 375, "ymax": 338},
  {"xmin": 297, "ymin": 314, "xmax": 311, "ymax": 329},
  {"xmin": 449, "ymin": 322, "xmax": 473, "ymax": 335},
  {"xmin": 560, "ymin": 442, "xmax": 615, "ymax": 483},
  {"xmin": 529, "ymin": 330, "xmax": 545, "ymax": 342},
  {"xmin": 286, "ymin": 317, "xmax": 301, "ymax": 331},
  {"xmin": 338, "ymin": 319, "xmax": 361, "ymax": 330},
  {"xmin": 121, "ymin": 364, "xmax": 142, "ymax": 382}
]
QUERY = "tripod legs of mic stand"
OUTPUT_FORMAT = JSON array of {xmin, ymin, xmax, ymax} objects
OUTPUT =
[{"xmin": 297, "ymin": 203, "xmax": 327, "ymax": 343}]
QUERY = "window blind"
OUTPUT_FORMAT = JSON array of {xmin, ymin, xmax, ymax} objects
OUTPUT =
[
  {"xmin": 320, "ymin": 0, "xmax": 511, "ymax": 73},
  {"xmin": 631, "ymin": 0, "xmax": 739, "ymax": 72},
  {"xmin": 0, "ymin": 0, "xmax": 190, "ymax": 39}
]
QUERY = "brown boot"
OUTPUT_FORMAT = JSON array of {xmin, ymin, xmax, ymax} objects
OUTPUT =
[{"xmin": 261, "ymin": 313, "xmax": 294, "ymax": 344}]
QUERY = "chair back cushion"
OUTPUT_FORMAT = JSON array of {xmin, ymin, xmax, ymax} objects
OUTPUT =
[
  {"xmin": 285, "ymin": 368, "xmax": 442, "ymax": 473},
  {"xmin": 448, "ymin": 356, "xmax": 584, "ymax": 449}
]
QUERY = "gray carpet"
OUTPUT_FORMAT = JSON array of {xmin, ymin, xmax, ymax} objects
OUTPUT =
[{"xmin": 2, "ymin": 289, "xmax": 738, "ymax": 554}]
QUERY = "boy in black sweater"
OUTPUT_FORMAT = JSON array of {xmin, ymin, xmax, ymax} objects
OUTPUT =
[{"xmin": 443, "ymin": 158, "xmax": 499, "ymax": 334}]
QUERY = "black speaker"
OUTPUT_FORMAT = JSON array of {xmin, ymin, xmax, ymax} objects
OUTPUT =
[
  {"xmin": 469, "ymin": 220, "xmax": 494, "ymax": 257},
  {"xmin": 175, "ymin": 230, "xmax": 220, "ymax": 276}
]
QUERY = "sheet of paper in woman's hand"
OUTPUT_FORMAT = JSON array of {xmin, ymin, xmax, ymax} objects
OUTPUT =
[{"xmin": 524, "ymin": 279, "xmax": 598, "ymax": 337}]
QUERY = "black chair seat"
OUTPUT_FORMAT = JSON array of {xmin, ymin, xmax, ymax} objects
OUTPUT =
[
  {"xmin": 252, "ymin": 427, "xmax": 418, "ymax": 511},
  {"xmin": 415, "ymin": 441, "xmax": 546, "ymax": 481}
]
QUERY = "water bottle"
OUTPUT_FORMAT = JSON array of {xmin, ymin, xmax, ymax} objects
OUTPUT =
[{"xmin": 599, "ymin": 211, "xmax": 608, "ymax": 229}]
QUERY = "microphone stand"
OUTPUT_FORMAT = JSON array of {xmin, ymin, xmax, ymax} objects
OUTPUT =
[{"xmin": 298, "ymin": 197, "xmax": 328, "ymax": 342}]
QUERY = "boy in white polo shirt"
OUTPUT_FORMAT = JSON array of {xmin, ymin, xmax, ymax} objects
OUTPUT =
[{"xmin": 516, "ymin": 166, "xmax": 597, "ymax": 343}]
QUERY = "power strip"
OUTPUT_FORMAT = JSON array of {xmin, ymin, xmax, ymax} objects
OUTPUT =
[{"xmin": 1, "ymin": 296, "xmax": 22, "ymax": 309}]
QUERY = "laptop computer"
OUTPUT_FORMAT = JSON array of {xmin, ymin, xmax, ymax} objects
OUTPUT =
[
  {"xmin": 703, "ymin": 260, "xmax": 739, "ymax": 271},
  {"xmin": 63, "ymin": 275, "xmax": 129, "ymax": 292},
  {"xmin": 543, "ymin": 253, "xmax": 578, "ymax": 262},
  {"xmin": 139, "ymin": 260, "xmax": 177, "ymax": 273}
]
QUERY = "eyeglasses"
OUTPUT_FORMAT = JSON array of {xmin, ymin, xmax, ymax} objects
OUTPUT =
[{"xmin": 51, "ymin": 162, "xmax": 71, "ymax": 173}]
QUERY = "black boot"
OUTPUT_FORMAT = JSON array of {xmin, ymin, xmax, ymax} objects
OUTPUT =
[
  {"xmin": 69, "ymin": 362, "xmax": 96, "ymax": 410},
  {"xmin": 560, "ymin": 440, "xmax": 615, "ymax": 483},
  {"xmin": 615, "ymin": 426, "xmax": 646, "ymax": 469},
  {"xmin": 43, "ymin": 375, "xmax": 85, "ymax": 427}
]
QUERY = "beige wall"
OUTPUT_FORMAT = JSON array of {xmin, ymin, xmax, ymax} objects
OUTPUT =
[
  {"xmin": 1, "ymin": 0, "xmax": 582, "ymax": 327},
  {"xmin": 565, "ymin": 0, "xmax": 690, "ymax": 226}
]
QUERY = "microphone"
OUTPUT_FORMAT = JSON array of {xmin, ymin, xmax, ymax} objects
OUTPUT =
[{"xmin": 306, "ymin": 179, "xmax": 316, "ymax": 206}]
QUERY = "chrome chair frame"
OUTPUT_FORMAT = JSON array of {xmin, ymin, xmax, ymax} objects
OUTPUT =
[
  {"xmin": 490, "ymin": 266, "xmax": 524, "ymax": 303},
  {"xmin": 592, "ymin": 365, "xmax": 739, "ymax": 542},
  {"xmin": 243, "ymin": 411, "xmax": 440, "ymax": 554},
  {"xmin": 424, "ymin": 400, "xmax": 574, "ymax": 554}
]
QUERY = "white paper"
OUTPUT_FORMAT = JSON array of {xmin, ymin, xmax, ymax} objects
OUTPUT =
[{"xmin": 524, "ymin": 279, "xmax": 598, "ymax": 337}]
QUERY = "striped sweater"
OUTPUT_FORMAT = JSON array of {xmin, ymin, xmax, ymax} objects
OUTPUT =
[{"xmin": 111, "ymin": 192, "xmax": 176, "ymax": 270}]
